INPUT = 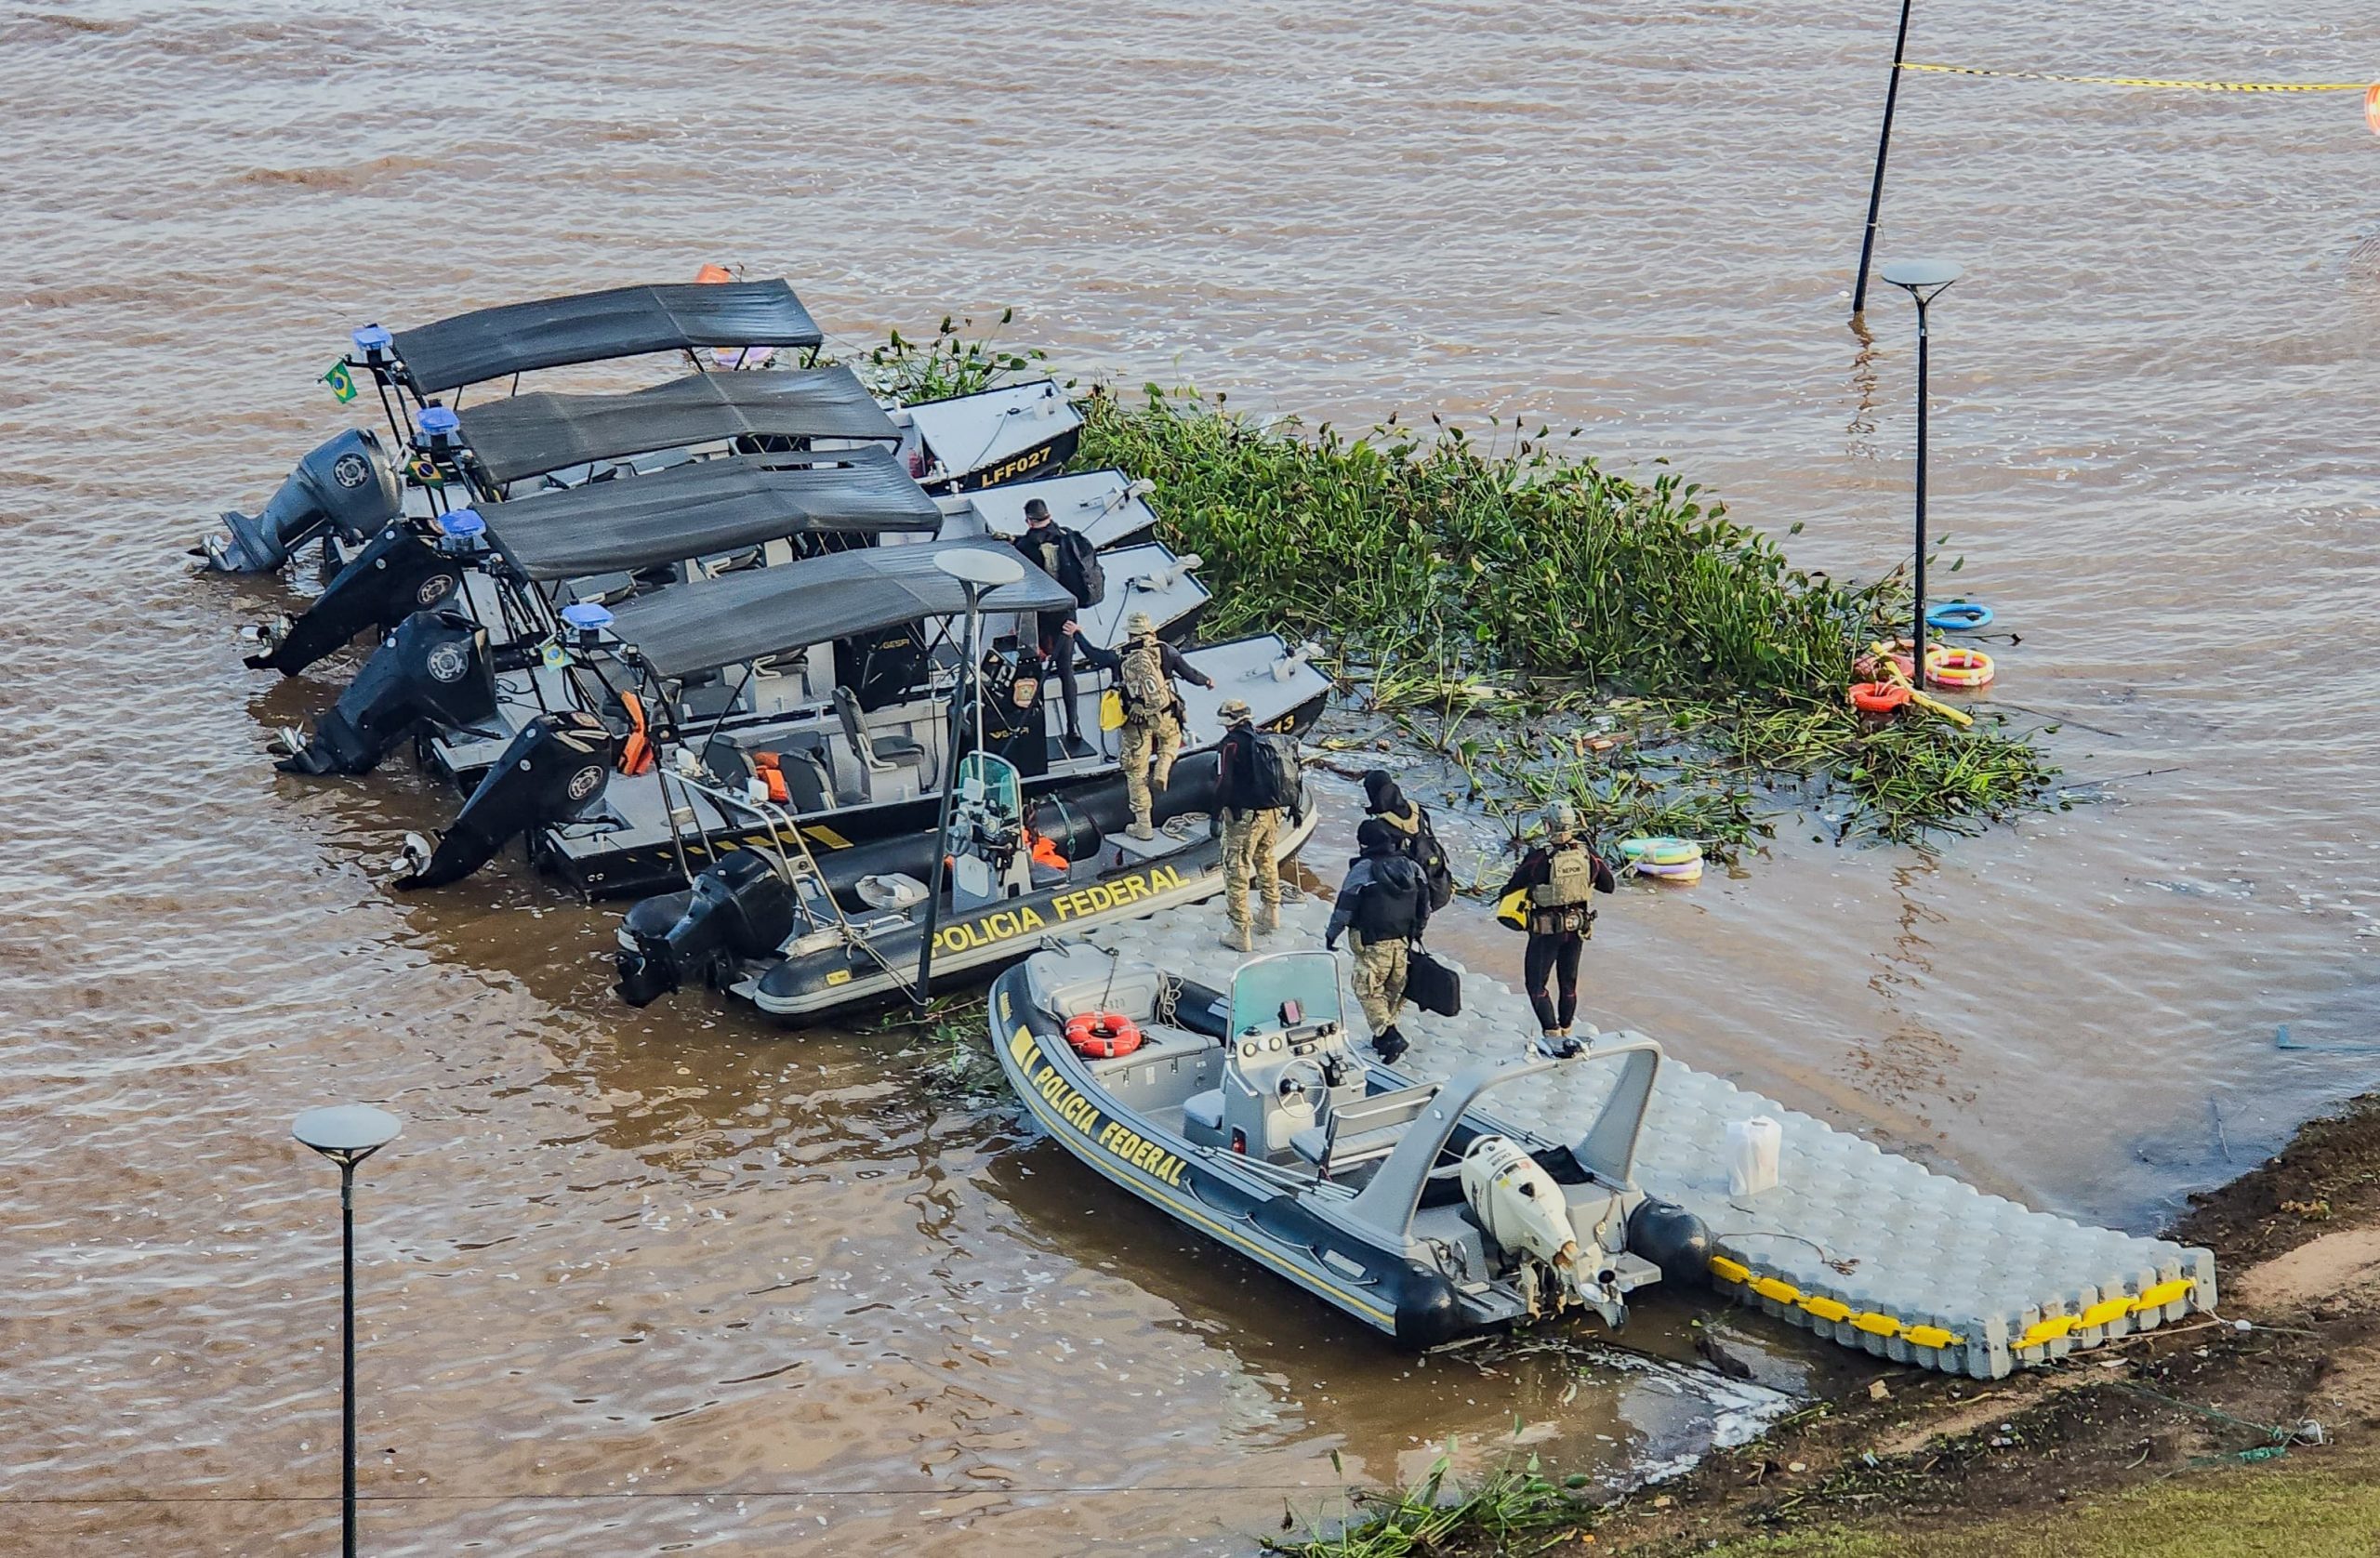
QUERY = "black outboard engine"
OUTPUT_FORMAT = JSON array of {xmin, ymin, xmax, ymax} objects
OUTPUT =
[
  {"xmin": 393, "ymin": 710, "xmax": 615, "ymax": 890},
  {"xmin": 274, "ymin": 609, "xmax": 496, "ymax": 775},
  {"xmin": 201, "ymin": 429, "xmax": 404, "ymax": 574},
  {"xmin": 244, "ymin": 513, "xmax": 473, "ymax": 677},
  {"xmin": 615, "ymin": 851, "xmax": 799, "ymax": 1007}
]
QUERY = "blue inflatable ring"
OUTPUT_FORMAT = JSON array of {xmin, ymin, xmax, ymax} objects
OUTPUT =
[{"xmin": 1925, "ymin": 601, "xmax": 1993, "ymax": 632}]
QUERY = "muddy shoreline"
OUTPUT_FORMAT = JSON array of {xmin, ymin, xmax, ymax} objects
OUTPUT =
[{"xmin": 1302, "ymin": 1091, "xmax": 2380, "ymax": 1554}]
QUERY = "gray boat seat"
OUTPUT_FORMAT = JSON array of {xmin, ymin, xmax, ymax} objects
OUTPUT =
[
  {"xmin": 1289, "ymin": 1084, "xmax": 1440, "ymax": 1171},
  {"xmin": 832, "ymin": 685, "xmax": 926, "ymax": 771},
  {"xmin": 1183, "ymin": 1089, "xmax": 1224, "ymax": 1132},
  {"xmin": 703, "ymin": 734, "xmax": 832, "ymax": 813}
]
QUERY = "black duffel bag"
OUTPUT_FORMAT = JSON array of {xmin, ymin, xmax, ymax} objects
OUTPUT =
[{"xmin": 1403, "ymin": 945, "xmax": 1462, "ymax": 1018}]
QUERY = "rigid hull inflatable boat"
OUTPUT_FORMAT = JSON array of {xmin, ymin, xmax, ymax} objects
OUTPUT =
[
  {"xmin": 988, "ymin": 945, "xmax": 1711, "ymax": 1346},
  {"xmin": 613, "ymin": 748, "xmax": 1320, "ymax": 1023},
  {"xmin": 199, "ymin": 277, "xmax": 1081, "ymax": 580},
  {"xmin": 197, "ymin": 276, "xmax": 1326, "ymax": 897}
]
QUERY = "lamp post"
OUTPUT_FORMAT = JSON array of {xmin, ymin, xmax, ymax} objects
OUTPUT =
[
  {"xmin": 1878, "ymin": 259, "xmax": 1962, "ymax": 688},
  {"xmin": 292, "ymin": 1105, "xmax": 401, "ymax": 1558},
  {"xmin": 914, "ymin": 548, "xmax": 1025, "ymax": 1010}
]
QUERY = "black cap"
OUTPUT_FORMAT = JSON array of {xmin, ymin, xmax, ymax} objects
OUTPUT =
[{"xmin": 1023, "ymin": 498, "xmax": 1051, "ymax": 522}]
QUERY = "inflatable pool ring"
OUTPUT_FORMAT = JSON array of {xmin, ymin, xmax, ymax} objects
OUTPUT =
[
  {"xmin": 1924, "ymin": 645, "xmax": 1996, "ymax": 689},
  {"xmin": 1064, "ymin": 1010, "xmax": 1144, "ymax": 1059},
  {"xmin": 1620, "ymin": 836, "xmax": 1701, "ymax": 867},
  {"xmin": 1856, "ymin": 641, "xmax": 1916, "ymax": 682},
  {"xmin": 1636, "ymin": 858, "xmax": 1704, "ymax": 883},
  {"xmin": 1849, "ymin": 680, "xmax": 1910, "ymax": 716},
  {"xmin": 1925, "ymin": 601, "xmax": 1993, "ymax": 633}
]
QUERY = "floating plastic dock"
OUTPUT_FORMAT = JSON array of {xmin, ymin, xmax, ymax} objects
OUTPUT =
[{"xmin": 1083, "ymin": 900, "xmax": 2217, "ymax": 1380}]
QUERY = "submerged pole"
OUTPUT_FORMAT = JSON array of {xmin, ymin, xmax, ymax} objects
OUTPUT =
[
  {"xmin": 1851, "ymin": 0, "xmax": 1917, "ymax": 317},
  {"xmin": 340, "ymin": 1162, "xmax": 359, "ymax": 1558}
]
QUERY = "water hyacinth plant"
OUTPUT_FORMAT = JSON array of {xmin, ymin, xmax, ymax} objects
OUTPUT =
[
  {"xmin": 852, "ymin": 323, "xmax": 2059, "ymax": 853},
  {"xmin": 1077, "ymin": 383, "xmax": 2059, "ymax": 852}
]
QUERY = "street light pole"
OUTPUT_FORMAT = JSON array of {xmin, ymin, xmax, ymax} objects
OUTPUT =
[
  {"xmin": 1879, "ymin": 259, "xmax": 1962, "ymax": 687},
  {"xmin": 293, "ymin": 1105, "xmax": 401, "ymax": 1558},
  {"xmin": 914, "ymin": 548, "xmax": 1025, "ymax": 1010}
]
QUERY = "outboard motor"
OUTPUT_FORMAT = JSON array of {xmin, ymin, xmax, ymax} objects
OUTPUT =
[
  {"xmin": 274, "ymin": 609, "xmax": 496, "ymax": 775},
  {"xmin": 614, "ymin": 850, "xmax": 799, "ymax": 1007},
  {"xmin": 201, "ymin": 429, "xmax": 404, "ymax": 574},
  {"xmin": 392, "ymin": 710, "xmax": 615, "ymax": 890},
  {"xmin": 244, "ymin": 513, "xmax": 474, "ymax": 677}
]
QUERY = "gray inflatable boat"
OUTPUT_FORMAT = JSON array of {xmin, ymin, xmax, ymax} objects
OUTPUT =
[{"xmin": 988, "ymin": 944, "xmax": 1712, "ymax": 1347}]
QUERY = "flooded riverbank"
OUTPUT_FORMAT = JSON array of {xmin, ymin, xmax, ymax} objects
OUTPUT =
[{"xmin": 4, "ymin": 0, "xmax": 2376, "ymax": 1551}]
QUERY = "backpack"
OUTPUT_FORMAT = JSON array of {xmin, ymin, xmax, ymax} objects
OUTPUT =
[
  {"xmin": 1242, "ymin": 730, "xmax": 1302, "ymax": 811},
  {"xmin": 1058, "ymin": 528, "xmax": 1105, "ymax": 609},
  {"xmin": 1408, "ymin": 809, "xmax": 1455, "ymax": 912},
  {"xmin": 1118, "ymin": 639, "xmax": 1169, "ymax": 719}
]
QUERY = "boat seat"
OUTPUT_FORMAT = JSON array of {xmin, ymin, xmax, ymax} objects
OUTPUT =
[
  {"xmin": 1183, "ymin": 1089, "xmax": 1224, "ymax": 1132},
  {"xmin": 1289, "ymin": 1084, "xmax": 1441, "ymax": 1172},
  {"xmin": 832, "ymin": 684, "xmax": 926, "ymax": 770}
]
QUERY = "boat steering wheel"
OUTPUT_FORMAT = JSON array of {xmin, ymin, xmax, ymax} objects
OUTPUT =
[{"xmin": 1275, "ymin": 1058, "xmax": 1330, "ymax": 1114}]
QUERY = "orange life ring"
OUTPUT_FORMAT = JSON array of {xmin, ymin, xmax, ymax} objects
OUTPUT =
[
  {"xmin": 1064, "ymin": 1010, "xmax": 1144, "ymax": 1059},
  {"xmin": 1849, "ymin": 680, "xmax": 1911, "ymax": 715}
]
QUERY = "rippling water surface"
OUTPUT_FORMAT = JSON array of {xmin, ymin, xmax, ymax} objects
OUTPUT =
[{"xmin": 4, "ymin": 1, "xmax": 2377, "ymax": 1551}]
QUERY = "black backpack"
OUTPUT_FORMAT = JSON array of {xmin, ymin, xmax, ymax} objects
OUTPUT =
[
  {"xmin": 1058, "ymin": 528, "xmax": 1105, "ymax": 609},
  {"xmin": 1389, "ymin": 805, "xmax": 1455, "ymax": 911},
  {"xmin": 1243, "ymin": 729, "xmax": 1302, "ymax": 811}
]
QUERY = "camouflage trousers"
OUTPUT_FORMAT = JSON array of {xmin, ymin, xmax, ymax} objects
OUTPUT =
[
  {"xmin": 1344, "ymin": 931, "xmax": 1408, "ymax": 1037},
  {"xmin": 1220, "ymin": 807, "xmax": 1284, "ymax": 935},
  {"xmin": 1119, "ymin": 713, "xmax": 1182, "ymax": 828}
]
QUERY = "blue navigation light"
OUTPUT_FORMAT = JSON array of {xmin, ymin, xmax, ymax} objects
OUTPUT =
[{"xmin": 351, "ymin": 323, "xmax": 393, "ymax": 358}]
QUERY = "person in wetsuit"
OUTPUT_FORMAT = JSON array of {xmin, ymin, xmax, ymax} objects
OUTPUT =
[{"xmin": 1496, "ymin": 800, "xmax": 1615, "ymax": 1057}]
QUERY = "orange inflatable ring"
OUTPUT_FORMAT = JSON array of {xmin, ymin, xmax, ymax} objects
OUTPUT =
[
  {"xmin": 1924, "ymin": 646, "xmax": 1996, "ymax": 689},
  {"xmin": 1849, "ymin": 680, "xmax": 1911, "ymax": 715},
  {"xmin": 1064, "ymin": 1010, "xmax": 1144, "ymax": 1059}
]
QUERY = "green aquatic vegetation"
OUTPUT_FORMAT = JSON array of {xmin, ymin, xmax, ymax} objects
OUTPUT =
[
  {"xmin": 856, "ymin": 309, "xmax": 1051, "ymax": 404},
  {"xmin": 1077, "ymin": 383, "xmax": 2059, "ymax": 848},
  {"xmin": 1269, "ymin": 1439, "xmax": 1593, "ymax": 1558}
]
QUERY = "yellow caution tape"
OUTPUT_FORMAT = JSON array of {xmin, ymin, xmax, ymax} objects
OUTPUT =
[{"xmin": 1901, "ymin": 61, "xmax": 2372, "ymax": 94}]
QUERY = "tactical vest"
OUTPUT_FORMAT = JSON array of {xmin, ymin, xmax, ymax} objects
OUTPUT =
[
  {"xmin": 1527, "ymin": 843, "xmax": 1597, "ymax": 934},
  {"xmin": 1117, "ymin": 637, "xmax": 1171, "ymax": 723}
]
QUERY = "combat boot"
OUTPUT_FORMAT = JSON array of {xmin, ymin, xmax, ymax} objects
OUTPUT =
[
  {"xmin": 1259, "ymin": 901, "xmax": 1280, "ymax": 935},
  {"xmin": 1220, "ymin": 924, "xmax": 1253, "ymax": 954}
]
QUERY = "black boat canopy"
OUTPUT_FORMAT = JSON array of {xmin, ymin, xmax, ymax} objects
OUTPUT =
[
  {"xmin": 456, "ymin": 366, "xmax": 899, "ymax": 485},
  {"xmin": 389, "ymin": 280, "xmax": 824, "ymax": 394},
  {"xmin": 610, "ymin": 540, "xmax": 1073, "ymax": 680},
  {"xmin": 477, "ymin": 451, "xmax": 942, "ymax": 581}
]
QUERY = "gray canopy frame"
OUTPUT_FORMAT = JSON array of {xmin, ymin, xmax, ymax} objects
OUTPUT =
[
  {"xmin": 606, "ymin": 539, "xmax": 1075, "ymax": 681},
  {"xmin": 387, "ymin": 280, "xmax": 824, "ymax": 395},
  {"xmin": 477, "ymin": 450, "xmax": 942, "ymax": 581},
  {"xmin": 455, "ymin": 366, "xmax": 900, "ymax": 486}
]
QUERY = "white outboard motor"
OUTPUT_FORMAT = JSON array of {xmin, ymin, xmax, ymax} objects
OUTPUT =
[
  {"xmin": 1460, "ymin": 1135, "xmax": 1628, "ymax": 1326},
  {"xmin": 200, "ymin": 428, "xmax": 404, "ymax": 574}
]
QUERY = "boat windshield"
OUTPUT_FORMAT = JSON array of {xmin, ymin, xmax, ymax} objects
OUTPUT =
[
  {"xmin": 952, "ymin": 751, "xmax": 1022, "ymax": 830},
  {"xmin": 1227, "ymin": 951, "xmax": 1344, "ymax": 1039}
]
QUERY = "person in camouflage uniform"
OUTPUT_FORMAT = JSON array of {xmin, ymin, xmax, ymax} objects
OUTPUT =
[{"xmin": 1323, "ymin": 818, "xmax": 1431, "ymax": 1063}]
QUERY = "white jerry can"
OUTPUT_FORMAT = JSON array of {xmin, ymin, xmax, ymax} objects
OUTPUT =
[{"xmin": 1727, "ymin": 1116, "xmax": 1783, "ymax": 1197}]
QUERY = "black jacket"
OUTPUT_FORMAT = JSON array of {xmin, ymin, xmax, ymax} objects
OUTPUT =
[
  {"xmin": 1327, "ymin": 853, "xmax": 1432, "ymax": 944},
  {"xmin": 1215, "ymin": 722, "xmax": 1263, "ymax": 812}
]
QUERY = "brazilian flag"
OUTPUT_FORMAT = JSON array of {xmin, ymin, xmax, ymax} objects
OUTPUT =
[{"xmin": 322, "ymin": 361, "xmax": 359, "ymax": 403}]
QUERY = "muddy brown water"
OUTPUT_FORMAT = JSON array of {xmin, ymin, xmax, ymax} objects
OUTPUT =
[{"xmin": 5, "ymin": 1, "xmax": 2379, "ymax": 1551}]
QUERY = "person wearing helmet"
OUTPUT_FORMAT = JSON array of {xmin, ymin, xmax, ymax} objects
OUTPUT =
[
  {"xmin": 1324, "ymin": 818, "xmax": 1432, "ymax": 1063},
  {"xmin": 1212, "ymin": 696, "xmax": 1293, "ymax": 952},
  {"xmin": 1495, "ymin": 801, "xmax": 1615, "ymax": 1057},
  {"xmin": 1011, "ymin": 496, "xmax": 1101, "ymax": 752},
  {"xmin": 1070, "ymin": 612, "xmax": 1214, "ymax": 838}
]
